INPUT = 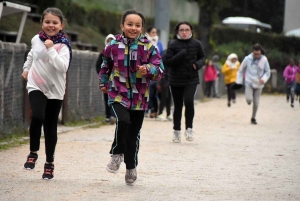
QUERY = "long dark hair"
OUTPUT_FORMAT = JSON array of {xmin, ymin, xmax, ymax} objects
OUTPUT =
[
  {"xmin": 252, "ymin": 43, "xmax": 265, "ymax": 55},
  {"xmin": 173, "ymin": 21, "xmax": 193, "ymax": 39},
  {"xmin": 41, "ymin": 7, "xmax": 68, "ymax": 36}
]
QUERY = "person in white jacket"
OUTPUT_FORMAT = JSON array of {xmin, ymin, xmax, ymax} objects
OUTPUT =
[
  {"xmin": 21, "ymin": 7, "xmax": 72, "ymax": 180},
  {"xmin": 236, "ymin": 43, "xmax": 270, "ymax": 125}
]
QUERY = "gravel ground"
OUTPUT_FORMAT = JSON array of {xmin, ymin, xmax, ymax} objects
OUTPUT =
[{"xmin": 0, "ymin": 94, "xmax": 299, "ymax": 201}]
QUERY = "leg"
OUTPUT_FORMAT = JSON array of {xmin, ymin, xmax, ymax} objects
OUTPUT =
[
  {"xmin": 183, "ymin": 84, "xmax": 197, "ymax": 129},
  {"xmin": 110, "ymin": 104, "xmax": 131, "ymax": 154},
  {"xmin": 170, "ymin": 86, "xmax": 184, "ymax": 131},
  {"xmin": 124, "ymin": 110, "xmax": 144, "ymax": 169},
  {"xmin": 290, "ymin": 81, "xmax": 296, "ymax": 106},
  {"xmin": 104, "ymin": 93, "xmax": 110, "ymax": 119},
  {"xmin": 28, "ymin": 90, "xmax": 48, "ymax": 153},
  {"xmin": 166, "ymin": 88, "xmax": 172, "ymax": 117},
  {"xmin": 245, "ymin": 85, "xmax": 254, "ymax": 105},
  {"xmin": 252, "ymin": 88, "xmax": 262, "ymax": 119},
  {"xmin": 43, "ymin": 99, "xmax": 62, "ymax": 163},
  {"xmin": 226, "ymin": 84, "xmax": 231, "ymax": 104},
  {"xmin": 286, "ymin": 84, "xmax": 291, "ymax": 102}
]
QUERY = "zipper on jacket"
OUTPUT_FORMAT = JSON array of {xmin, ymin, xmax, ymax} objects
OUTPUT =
[{"xmin": 127, "ymin": 44, "xmax": 133, "ymax": 109}]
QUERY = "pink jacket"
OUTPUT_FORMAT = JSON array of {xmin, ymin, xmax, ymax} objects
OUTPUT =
[
  {"xmin": 283, "ymin": 65, "xmax": 300, "ymax": 84},
  {"xmin": 204, "ymin": 65, "xmax": 217, "ymax": 82}
]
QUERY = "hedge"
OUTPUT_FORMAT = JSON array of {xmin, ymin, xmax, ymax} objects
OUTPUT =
[{"xmin": 211, "ymin": 27, "xmax": 300, "ymax": 54}]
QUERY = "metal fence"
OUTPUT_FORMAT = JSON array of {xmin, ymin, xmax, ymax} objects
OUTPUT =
[{"xmin": 0, "ymin": 42, "xmax": 105, "ymax": 137}]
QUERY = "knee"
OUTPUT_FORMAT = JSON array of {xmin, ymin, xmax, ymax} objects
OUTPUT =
[{"xmin": 31, "ymin": 113, "xmax": 44, "ymax": 125}]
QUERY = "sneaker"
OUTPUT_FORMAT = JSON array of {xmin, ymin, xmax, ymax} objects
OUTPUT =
[
  {"xmin": 42, "ymin": 163, "xmax": 54, "ymax": 180},
  {"xmin": 105, "ymin": 118, "xmax": 110, "ymax": 123},
  {"xmin": 173, "ymin": 130, "xmax": 181, "ymax": 143},
  {"xmin": 291, "ymin": 103, "xmax": 294, "ymax": 108},
  {"xmin": 110, "ymin": 117, "xmax": 116, "ymax": 124},
  {"xmin": 125, "ymin": 168, "xmax": 137, "ymax": 185},
  {"xmin": 185, "ymin": 128, "xmax": 194, "ymax": 141},
  {"xmin": 251, "ymin": 118, "xmax": 257, "ymax": 125},
  {"xmin": 24, "ymin": 152, "xmax": 38, "ymax": 170},
  {"xmin": 167, "ymin": 115, "xmax": 172, "ymax": 121},
  {"xmin": 157, "ymin": 114, "xmax": 167, "ymax": 121},
  {"xmin": 106, "ymin": 154, "xmax": 123, "ymax": 173}
]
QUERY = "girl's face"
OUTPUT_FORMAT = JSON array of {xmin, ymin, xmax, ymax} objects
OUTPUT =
[
  {"xmin": 231, "ymin": 58, "xmax": 237, "ymax": 63},
  {"xmin": 148, "ymin": 28, "xmax": 157, "ymax": 37},
  {"xmin": 178, "ymin": 24, "xmax": 192, "ymax": 40},
  {"xmin": 42, "ymin": 13, "xmax": 63, "ymax": 37},
  {"xmin": 208, "ymin": 60, "xmax": 213, "ymax": 66},
  {"xmin": 121, "ymin": 14, "xmax": 143, "ymax": 39}
]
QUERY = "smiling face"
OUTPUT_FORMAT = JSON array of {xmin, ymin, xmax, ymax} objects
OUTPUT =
[
  {"xmin": 121, "ymin": 14, "xmax": 143, "ymax": 39},
  {"xmin": 178, "ymin": 24, "xmax": 192, "ymax": 40},
  {"xmin": 148, "ymin": 28, "xmax": 157, "ymax": 37},
  {"xmin": 42, "ymin": 13, "xmax": 63, "ymax": 37}
]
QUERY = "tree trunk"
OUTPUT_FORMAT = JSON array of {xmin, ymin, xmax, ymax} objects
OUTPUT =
[{"xmin": 198, "ymin": 6, "xmax": 212, "ymax": 56}]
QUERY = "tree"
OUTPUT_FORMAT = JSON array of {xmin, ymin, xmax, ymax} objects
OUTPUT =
[{"xmin": 188, "ymin": 0, "xmax": 231, "ymax": 55}]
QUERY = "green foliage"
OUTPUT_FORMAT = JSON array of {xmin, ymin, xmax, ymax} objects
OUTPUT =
[{"xmin": 211, "ymin": 27, "xmax": 300, "ymax": 54}]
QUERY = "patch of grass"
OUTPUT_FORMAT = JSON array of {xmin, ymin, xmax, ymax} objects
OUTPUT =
[
  {"xmin": 0, "ymin": 128, "xmax": 29, "ymax": 150},
  {"xmin": 64, "ymin": 116, "xmax": 106, "ymax": 127}
]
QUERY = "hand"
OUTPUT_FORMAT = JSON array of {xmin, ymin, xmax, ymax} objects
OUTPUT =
[
  {"xmin": 138, "ymin": 65, "xmax": 147, "ymax": 76},
  {"xmin": 193, "ymin": 64, "xmax": 197, "ymax": 70},
  {"xmin": 260, "ymin": 79, "xmax": 265, "ymax": 84},
  {"xmin": 44, "ymin": 39, "xmax": 53, "ymax": 49},
  {"xmin": 22, "ymin": 71, "xmax": 28, "ymax": 80},
  {"xmin": 100, "ymin": 87, "xmax": 107, "ymax": 93}
]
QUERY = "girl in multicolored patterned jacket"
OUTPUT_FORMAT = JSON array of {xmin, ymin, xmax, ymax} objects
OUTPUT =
[{"xmin": 99, "ymin": 9, "xmax": 164, "ymax": 185}]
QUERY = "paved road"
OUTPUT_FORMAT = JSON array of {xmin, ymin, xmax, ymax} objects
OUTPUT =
[{"xmin": 0, "ymin": 95, "xmax": 299, "ymax": 201}]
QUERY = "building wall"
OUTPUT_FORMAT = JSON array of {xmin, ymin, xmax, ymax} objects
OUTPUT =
[{"xmin": 283, "ymin": 0, "xmax": 300, "ymax": 32}]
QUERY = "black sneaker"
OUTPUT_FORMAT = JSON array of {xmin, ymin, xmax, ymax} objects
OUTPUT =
[
  {"xmin": 24, "ymin": 152, "xmax": 38, "ymax": 170},
  {"xmin": 291, "ymin": 103, "xmax": 294, "ymax": 108},
  {"xmin": 42, "ymin": 163, "xmax": 54, "ymax": 180},
  {"xmin": 251, "ymin": 118, "xmax": 257, "ymax": 125}
]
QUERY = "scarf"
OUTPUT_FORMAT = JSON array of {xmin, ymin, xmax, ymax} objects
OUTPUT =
[{"xmin": 39, "ymin": 31, "xmax": 72, "ymax": 68}]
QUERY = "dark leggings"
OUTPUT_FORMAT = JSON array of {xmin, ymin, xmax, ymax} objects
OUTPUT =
[
  {"xmin": 158, "ymin": 86, "xmax": 172, "ymax": 116},
  {"xmin": 110, "ymin": 103, "xmax": 145, "ymax": 169},
  {"xmin": 226, "ymin": 83, "xmax": 236, "ymax": 102},
  {"xmin": 170, "ymin": 84, "xmax": 197, "ymax": 131},
  {"xmin": 29, "ymin": 90, "xmax": 62, "ymax": 163},
  {"xmin": 205, "ymin": 81, "xmax": 214, "ymax": 97}
]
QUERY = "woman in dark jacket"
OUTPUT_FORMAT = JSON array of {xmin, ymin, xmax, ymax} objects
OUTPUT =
[{"xmin": 163, "ymin": 21, "xmax": 205, "ymax": 143}]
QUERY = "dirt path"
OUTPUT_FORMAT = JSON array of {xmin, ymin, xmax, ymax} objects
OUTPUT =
[{"xmin": 0, "ymin": 95, "xmax": 299, "ymax": 201}]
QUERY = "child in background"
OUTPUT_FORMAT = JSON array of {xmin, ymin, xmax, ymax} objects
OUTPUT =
[
  {"xmin": 204, "ymin": 60, "xmax": 217, "ymax": 98},
  {"xmin": 295, "ymin": 60, "xmax": 300, "ymax": 103},
  {"xmin": 283, "ymin": 58, "xmax": 300, "ymax": 107},
  {"xmin": 99, "ymin": 9, "xmax": 164, "ymax": 185},
  {"xmin": 22, "ymin": 7, "xmax": 72, "ymax": 179},
  {"xmin": 95, "ymin": 34, "xmax": 116, "ymax": 123}
]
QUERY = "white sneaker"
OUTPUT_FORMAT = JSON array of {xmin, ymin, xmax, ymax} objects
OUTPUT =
[
  {"xmin": 157, "ymin": 114, "xmax": 167, "ymax": 121},
  {"xmin": 167, "ymin": 115, "xmax": 173, "ymax": 121},
  {"xmin": 185, "ymin": 128, "xmax": 194, "ymax": 141},
  {"xmin": 173, "ymin": 130, "xmax": 181, "ymax": 143}
]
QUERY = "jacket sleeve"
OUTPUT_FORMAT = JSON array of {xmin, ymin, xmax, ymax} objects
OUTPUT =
[
  {"xmin": 222, "ymin": 63, "xmax": 231, "ymax": 75},
  {"xmin": 99, "ymin": 46, "xmax": 113, "ymax": 88},
  {"xmin": 163, "ymin": 42, "xmax": 187, "ymax": 66},
  {"xmin": 261, "ymin": 57, "xmax": 270, "ymax": 83},
  {"xmin": 23, "ymin": 49, "xmax": 33, "ymax": 72},
  {"xmin": 144, "ymin": 46, "xmax": 164, "ymax": 81},
  {"xmin": 193, "ymin": 42, "xmax": 206, "ymax": 70},
  {"xmin": 236, "ymin": 57, "xmax": 247, "ymax": 84}
]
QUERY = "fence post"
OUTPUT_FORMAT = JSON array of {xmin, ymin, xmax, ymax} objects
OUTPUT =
[{"xmin": 270, "ymin": 69, "xmax": 277, "ymax": 89}]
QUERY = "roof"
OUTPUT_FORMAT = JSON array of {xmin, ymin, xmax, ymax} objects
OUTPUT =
[
  {"xmin": 0, "ymin": 1, "xmax": 31, "ymax": 17},
  {"xmin": 285, "ymin": 28, "xmax": 300, "ymax": 37},
  {"xmin": 222, "ymin": 17, "xmax": 272, "ymax": 29}
]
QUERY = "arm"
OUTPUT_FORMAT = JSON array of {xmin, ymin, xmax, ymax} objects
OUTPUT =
[
  {"xmin": 221, "ymin": 63, "xmax": 231, "ymax": 75},
  {"xmin": 47, "ymin": 45, "xmax": 70, "ymax": 73},
  {"xmin": 260, "ymin": 58, "xmax": 271, "ymax": 84},
  {"xmin": 140, "ymin": 46, "xmax": 164, "ymax": 81},
  {"xmin": 99, "ymin": 46, "xmax": 113, "ymax": 89},
  {"xmin": 163, "ymin": 42, "xmax": 187, "ymax": 66},
  {"xmin": 236, "ymin": 58, "xmax": 247, "ymax": 84},
  {"xmin": 22, "ymin": 49, "xmax": 33, "ymax": 80},
  {"xmin": 193, "ymin": 42, "xmax": 206, "ymax": 70}
]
